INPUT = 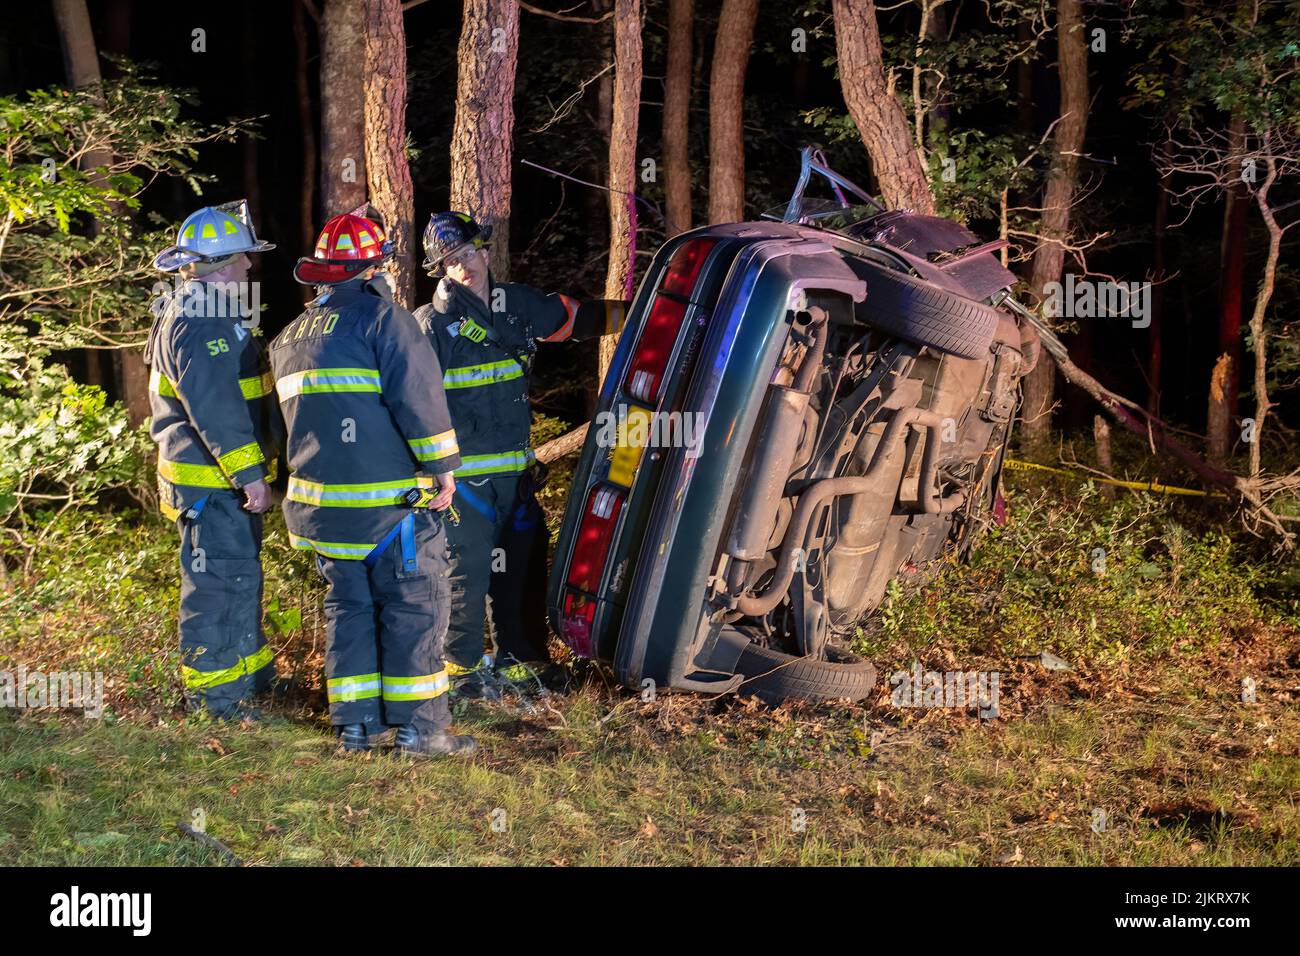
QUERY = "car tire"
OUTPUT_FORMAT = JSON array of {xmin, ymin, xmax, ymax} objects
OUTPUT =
[
  {"xmin": 731, "ymin": 630, "xmax": 878, "ymax": 704},
  {"xmin": 860, "ymin": 263, "xmax": 1002, "ymax": 359}
]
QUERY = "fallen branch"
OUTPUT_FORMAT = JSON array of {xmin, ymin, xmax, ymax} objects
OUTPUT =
[
  {"xmin": 175, "ymin": 822, "xmax": 243, "ymax": 866},
  {"xmin": 1005, "ymin": 298, "xmax": 1297, "ymax": 546},
  {"xmin": 536, "ymin": 423, "xmax": 589, "ymax": 464}
]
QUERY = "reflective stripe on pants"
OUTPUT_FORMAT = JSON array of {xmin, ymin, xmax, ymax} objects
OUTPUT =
[
  {"xmin": 313, "ymin": 510, "xmax": 452, "ymax": 736},
  {"xmin": 177, "ymin": 491, "xmax": 271, "ymax": 716}
]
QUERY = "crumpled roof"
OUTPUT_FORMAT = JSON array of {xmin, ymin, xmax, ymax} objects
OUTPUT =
[{"xmin": 846, "ymin": 210, "xmax": 1017, "ymax": 304}]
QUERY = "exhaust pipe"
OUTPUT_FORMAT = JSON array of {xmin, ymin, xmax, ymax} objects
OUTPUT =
[
  {"xmin": 724, "ymin": 307, "xmax": 828, "ymax": 587},
  {"xmin": 734, "ymin": 406, "xmax": 962, "ymax": 618}
]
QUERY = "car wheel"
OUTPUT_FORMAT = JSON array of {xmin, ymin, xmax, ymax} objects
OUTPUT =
[
  {"xmin": 730, "ymin": 628, "xmax": 878, "ymax": 704},
  {"xmin": 859, "ymin": 263, "xmax": 1002, "ymax": 359}
]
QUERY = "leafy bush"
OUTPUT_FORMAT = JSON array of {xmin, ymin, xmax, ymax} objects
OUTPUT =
[
  {"xmin": 0, "ymin": 361, "xmax": 153, "ymax": 529},
  {"xmin": 860, "ymin": 481, "xmax": 1300, "ymax": 664}
]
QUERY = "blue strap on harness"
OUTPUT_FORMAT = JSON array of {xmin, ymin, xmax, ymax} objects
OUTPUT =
[
  {"xmin": 511, "ymin": 501, "xmax": 537, "ymax": 532},
  {"xmin": 184, "ymin": 495, "xmax": 210, "ymax": 521},
  {"xmin": 456, "ymin": 484, "xmax": 497, "ymax": 523},
  {"xmin": 363, "ymin": 512, "xmax": 418, "ymax": 572}
]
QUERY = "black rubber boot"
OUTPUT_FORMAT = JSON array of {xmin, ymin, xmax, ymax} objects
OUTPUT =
[
  {"xmin": 337, "ymin": 723, "xmax": 394, "ymax": 752},
  {"xmin": 450, "ymin": 662, "xmax": 502, "ymax": 701},
  {"xmin": 496, "ymin": 659, "xmax": 572, "ymax": 697},
  {"xmin": 393, "ymin": 725, "xmax": 478, "ymax": 758}
]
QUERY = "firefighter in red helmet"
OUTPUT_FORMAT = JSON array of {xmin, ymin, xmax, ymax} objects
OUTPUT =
[{"xmin": 271, "ymin": 208, "xmax": 474, "ymax": 757}]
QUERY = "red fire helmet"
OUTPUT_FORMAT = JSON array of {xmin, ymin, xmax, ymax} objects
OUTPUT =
[{"xmin": 293, "ymin": 211, "xmax": 394, "ymax": 286}]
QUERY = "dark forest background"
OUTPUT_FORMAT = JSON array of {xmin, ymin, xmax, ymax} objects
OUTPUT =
[{"xmin": 5, "ymin": 0, "xmax": 1294, "ymax": 440}]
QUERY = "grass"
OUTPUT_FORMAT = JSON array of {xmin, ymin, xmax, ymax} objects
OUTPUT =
[
  {"xmin": 2, "ymin": 679, "xmax": 1295, "ymax": 865},
  {"xmin": 1, "ymin": 435, "xmax": 1298, "ymax": 866}
]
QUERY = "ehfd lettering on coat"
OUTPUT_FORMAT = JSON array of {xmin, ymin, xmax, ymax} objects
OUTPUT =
[
  {"xmin": 49, "ymin": 886, "xmax": 152, "ymax": 936},
  {"xmin": 286, "ymin": 311, "xmax": 340, "ymax": 341}
]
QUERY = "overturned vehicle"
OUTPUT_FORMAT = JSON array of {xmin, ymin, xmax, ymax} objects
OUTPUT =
[{"xmin": 547, "ymin": 150, "xmax": 1036, "ymax": 703}]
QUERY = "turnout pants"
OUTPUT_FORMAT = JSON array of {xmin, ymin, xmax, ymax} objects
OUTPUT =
[
  {"xmin": 445, "ymin": 474, "xmax": 551, "ymax": 670},
  {"xmin": 177, "ymin": 491, "xmax": 272, "ymax": 717},
  {"xmin": 316, "ymin": 510, "xmax": 452, "ymax": 736}
]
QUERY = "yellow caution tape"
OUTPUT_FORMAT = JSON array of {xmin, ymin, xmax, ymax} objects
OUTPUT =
[{"xmin": 1003, "ymin": 458, "xmax": 1227, "ymax": 498}]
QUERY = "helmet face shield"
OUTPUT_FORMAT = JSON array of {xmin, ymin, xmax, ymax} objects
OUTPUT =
[
  {"xmin": 422, "ymin": 211, "xmax": 492, "ymax": 274},
  {"xmin": 440, "ymin": 239, "xmax": 487, "ymax": 272}
]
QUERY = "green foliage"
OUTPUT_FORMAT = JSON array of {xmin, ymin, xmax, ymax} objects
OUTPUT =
[
  {"xmin": 0, "ymin": 364, "xmax": 152, "ymax": 525},
  {"xmin": 0, "ymin": 72, "xmax": 252, "ymax": 380},
  {"xmin": 856, "ymin": 482, "xmax": 1300, "ymax": 664},
  {"xmin": 929, "ymin": 129, "xmax": 1034, "ymax": 224},
  {"xmin": 1124, "ymin": 0, "xmax": 1300, "ymax": 137},
  {"xmin": 0, "ymin": 70, "xmax": 252, "ymax": 535}
]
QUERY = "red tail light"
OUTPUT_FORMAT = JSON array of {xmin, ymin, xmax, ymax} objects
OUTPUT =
[
  {"xmin": 560, "ymin": 590, "xmax": 596, "ymax": 657},
  {"xmin": 625, "ymin": 295, "xmax": 686, "ymax": 402},
  {"xmin": 660, "ymin": 237, "xmax": 718, "ymax": 298},
  {"xmin": 624, "ymin": 237, "xmax": 717, "ymax": 404},
  {"xmin": 560, "ymin": 485, "xmax": 625, "ymax": 656},
  {"xmin": 566, "ymin": 485, "xmax": 624, "ymax": 593}
]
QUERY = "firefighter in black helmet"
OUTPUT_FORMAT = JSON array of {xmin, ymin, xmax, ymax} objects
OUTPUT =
[{"xmin": 414, "ymin": 211, "xmax": 628, "ymax": 698}]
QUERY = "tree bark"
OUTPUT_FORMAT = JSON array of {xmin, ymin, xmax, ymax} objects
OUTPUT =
[
  {"xmin": 292, "ymin": 0, "xmax": 317, "ymax": 254},
  {"xmin": 706, "ymin": 0, "xmax": 757, "ymax": 224},
  {"xmin": 1217, "ymin": 114, "xmax": 1248, "ymax": 421},
  {"xmin": 1093, "ymin": 414, "xmax": 1115, "ymax": 500},
  {"xmin": 1247, "ymin": 154, "xmax": 1283, "ymax": 479},
  {"xmin": 831, "ymin": 0, "xmax": 935, "ymax": 214},
  {"xmin": 662, "ymin": 0, "xmax": 693, "ymax": 235},
  {"xmin": 1019, "ymin": 0, "xmax": 1088, "ymax": 451},
  {"xmin": 363, "ymin": 0, "xmax": 416, "ymax": 307},
  {"xmin": 52, "ymin": 0, "xmax": 151, "ymax": 425},
  {"xmin": 601, "ymin": 0, "xmax": 642, "ymax": 380},
  {"xmin": 1207, "ymin": 352, "xmax": 1231, "ymax": 464},
  {"xmin": 450, "ymin": 0, "xmax": 520, "ymax": 281},
  {"xmin": 320, "ymin": 0, "xmax": 368, "ymax": 217}
]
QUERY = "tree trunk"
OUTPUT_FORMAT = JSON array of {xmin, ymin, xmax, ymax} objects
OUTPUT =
[
  {"xmin": 706, "ymin": 0, "xmax": 757, "ymax": 224},
  {"xmin": 450, "ymin": 0, "xmax": 520, "ymax": 282},
  {"xmin": 1218, "ymin": 114, "xmax": 1248, "ymax": 421},
  {"xmin": 363, "ymin": 0, "xmax": 416, "ymax": 307},
  {"xmin": 831, "ymin": 0, "xmax": 935, "ymax": 214},
  {"xmin": 1247, "ymin": 155, "xmax": 1282, "ymax": 479},
  {"xmin": 320, "ymin": 0, "xmax": 368, "ymax": 217},
  {"xmin": 1207, "ymin": 352, "xmax": 1231, "ymax": 464},
  {"xmin": 52, "ymin": 0, "xmax": 151, "ymax": 425},
  {"xmin": 1019, "ymin": 0, "xmax": 1088, "ymax": 451},
  {"xmin": 292, "ymin": 0, "xmax": 317, "ymax": 255},
  {"xmin": 1093, "ymin": 414, "xmax": 1115, "ymax": 500},
  {"xmin": 601, "ymin": 0, "xmax": 642, "ymax": 381},
  {"xmin": 663, "ymin": 0, "xmax": 693, "ymax": 235}
]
